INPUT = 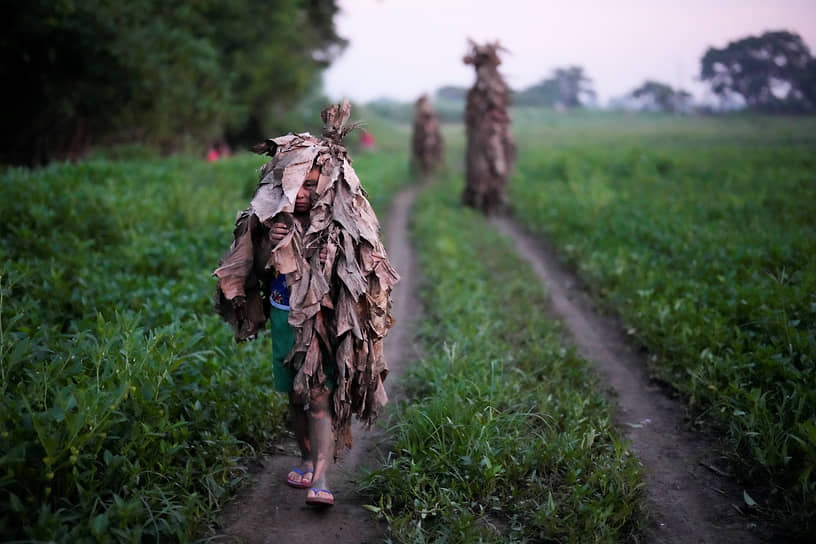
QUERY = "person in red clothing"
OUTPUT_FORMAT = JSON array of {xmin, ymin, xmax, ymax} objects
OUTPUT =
[
  {"xmin": 206, "ymin": 146, "xmax": 220, "ymax": 162},
  {"xmin": 359, "ymin": 130, "xmax": 375, "ymax": 149}
]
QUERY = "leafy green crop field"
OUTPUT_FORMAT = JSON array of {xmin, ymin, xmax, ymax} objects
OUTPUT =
[
  {"xmin": 0, "ymin": 130, "xmax": 408, "ymax": 541},
  {"xmin": 5, "ymin": 108, "xmax": 812, "ymax": 540},
  {"xmin": 361, "ymin": 178, "xmax": 644, "ymax": 542},
  {"xmin": 508, "ymin": 110, "xmax": 816, "ymax": 534}
]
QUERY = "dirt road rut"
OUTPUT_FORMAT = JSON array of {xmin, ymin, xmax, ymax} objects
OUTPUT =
[{"xmin": 494, "ymin": 216, "xmax": 764, "ymax": 544}]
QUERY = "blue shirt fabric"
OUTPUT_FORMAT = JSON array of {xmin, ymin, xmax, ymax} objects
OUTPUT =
[{"xmin": 269, "ymin": 272, "xmax": 290, "ymax": 310}]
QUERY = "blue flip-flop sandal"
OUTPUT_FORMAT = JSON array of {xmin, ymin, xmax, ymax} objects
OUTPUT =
[
  {"xmin": 286, "ymin": 467, "xmax": 314, "ymax": 488},
  {"xmin": 305, "ymin": 487, "xmax": 334, "ymax": 506}
]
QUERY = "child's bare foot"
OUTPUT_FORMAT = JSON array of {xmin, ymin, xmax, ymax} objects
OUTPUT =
[{"xmin": 285, "ymin": 464, "xmax": 314, "ymax": 488}]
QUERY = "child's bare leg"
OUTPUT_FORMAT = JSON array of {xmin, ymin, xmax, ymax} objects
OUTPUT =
[
  {"xmin": 291, "ymin": 392, "xmax": 311, "ymax": 460},
  {"xmin": 286, "ymin": 392, "xmax": 313, "ymax": 486},
  {"xmin": 306, "ymin": 388, "xmax": 335, "ymax": 504}
]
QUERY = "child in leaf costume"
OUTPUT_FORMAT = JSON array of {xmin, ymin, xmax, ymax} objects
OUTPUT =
[{"xmin": 213, "ymin": 101, "xmax": 399, "ymax": 506}]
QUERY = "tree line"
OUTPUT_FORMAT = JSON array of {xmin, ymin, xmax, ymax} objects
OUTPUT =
[
  {"xmin": 4, "ymin": 18, "xmax": 814, "ymax": 166},
  {"xmin": 450, "ymin": 31, "xmax": 816, "ymax": 115},
  {"xmin": 1, "ymin": 0, "xmax": 344, "ymax": 165}
]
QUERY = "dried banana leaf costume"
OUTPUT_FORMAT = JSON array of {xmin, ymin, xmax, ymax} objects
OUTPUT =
[
  {"xmin": 213, "ymin": 103, "xmax": 399, "ymax": 453},
  {"xmin": 411, "ymin": 94, "xmax": 444, "ymax": 177},
  {"xmin": 462, "ymin": 40, "xmax": 516, "ymax": 214}
]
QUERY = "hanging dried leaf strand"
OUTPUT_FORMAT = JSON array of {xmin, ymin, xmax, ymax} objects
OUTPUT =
[
  {"xmin": 213, "ymin": 101, "xmax": 398, "ymax": 455},
  {"xmin": 462, "ymin": 40, "xmax": 517, "ymax": 214},
  {"xmin": 411, "ymin": 94, "xmax": 444, "ymax": 177}
]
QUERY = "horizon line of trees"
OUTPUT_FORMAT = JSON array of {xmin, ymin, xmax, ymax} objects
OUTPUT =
[
  {"xmin": 436, "ymin": 30, "xmax": 816, "ymax": 115},
  {"xmin": 5, "ymin": 19, "xmax": 815, "ymax": 166}
]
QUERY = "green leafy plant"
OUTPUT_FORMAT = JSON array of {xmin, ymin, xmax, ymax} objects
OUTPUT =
[{"xmin": 0, "ymin": 125, "xmax": 408, "ymax": 542}]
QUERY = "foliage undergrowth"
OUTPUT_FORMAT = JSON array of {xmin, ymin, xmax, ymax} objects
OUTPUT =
[
  {"xmin": 360, "ymin": 179, "xmax": 644, "ymax": 543},
  {"xmin": 508, "ymin": 111, "xmax": 816, "ymax": 536},
  {"xmin": 0, "ymin": 128, "xmax": 406, "ymax": 542}
]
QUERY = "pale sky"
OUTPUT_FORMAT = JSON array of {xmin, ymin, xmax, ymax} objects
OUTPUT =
[{"xmin": 323, "ymin": 0, "xmax": 816, "ymax": 105}]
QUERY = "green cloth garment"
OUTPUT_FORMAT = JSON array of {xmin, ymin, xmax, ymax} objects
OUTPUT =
[{"xmin": 270, "ymin": 307, "xmax": 335, "ymax": 392}]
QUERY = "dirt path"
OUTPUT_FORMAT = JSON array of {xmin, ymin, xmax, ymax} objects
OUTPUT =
[
  {"xmin": 214, "ymin": 186, "xmax": 420, "ymax": 544},
  {"xmin": 493, "ymin": 216, "xmax": 766, "ymax": 544}
]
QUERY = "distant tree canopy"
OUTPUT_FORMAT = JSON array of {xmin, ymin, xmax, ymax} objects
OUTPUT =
[
  {"xmin": 626, "ymin": 81, "xmax": 692, "ymax": 113},
  {"xmin": 1, "ymin": 0, "xmax": 345, "ymax": 165},
  {"xmin": 701, "ymin": 30, "xmax": 816, "ymax": 113},
  {"xmin": 515, "ymin": 66, "xmax": 596, "ymax": 109},
  {"xmin": 435, "ymin": 86, "xmax": 468, "ymax": 102}
]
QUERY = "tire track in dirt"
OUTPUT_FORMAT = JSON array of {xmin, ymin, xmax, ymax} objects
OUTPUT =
[
  {"xmin": 214, "ymin": 186, "xmax": 419, "ymax": 544},
  {"xmin": 493, "ymin": 216, "xmax": 766, "ymax": 544}
]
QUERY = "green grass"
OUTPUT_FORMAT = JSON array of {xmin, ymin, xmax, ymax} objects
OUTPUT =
[
  {"xmin": 360, "ymin": 177, "xmax": 644, "ymax": 543},
  {"xmin": 507, "ymin": 111, "xmax": 816, "ymax": 536},
  {"xmin": 0, "ymin": 117, "xmax": 408, "ymax": 542}
]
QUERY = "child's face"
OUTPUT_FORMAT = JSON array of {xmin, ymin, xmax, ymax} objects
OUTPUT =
[{"xmin": 295, "ymin": 166, "xmax": 320, "ymax": 213}]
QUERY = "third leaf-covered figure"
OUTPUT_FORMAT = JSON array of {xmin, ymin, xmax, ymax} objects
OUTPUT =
[{"xmin": 462, "ymin": 40, "xmax": 516, "ymax": 214}]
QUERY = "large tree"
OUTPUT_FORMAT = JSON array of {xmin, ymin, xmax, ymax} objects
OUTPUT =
[
  {"xmin": 1, "ymin": 0, "xmax": 345, "ymax": 165},
  {"xmin": 435, "ymin": 86, "xmax": 468, "ymax": 102},
  {"xmin": 700, "ymin": 30, "xmax": 816, "ymax": 113},
  {"xmin": 515, "ymin": 66, "xmax": 596, "ymax": 109},
  {"xmin": 627, "ymin": 80, "xmax": 693, "ymax": 113}
]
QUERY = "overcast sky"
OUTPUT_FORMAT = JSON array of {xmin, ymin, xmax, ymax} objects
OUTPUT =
[{"xmin": 323, "ymin": 0, "xmax": 816, "ymax": 105}]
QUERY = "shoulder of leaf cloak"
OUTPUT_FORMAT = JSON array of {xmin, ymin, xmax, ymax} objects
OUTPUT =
[
  {"xmin": 211, "ymin": 207, "xmax": 269, "ymax": 341},
  {"xmin": 334, "ymin": 156, "xmax": 400, "ymax": 301},
  {"xmin": 295, "ymin": 146, "xmax": 400, "ymax": 338},
  {"xmin": 318, "ymin": 150, "xmax": 400, "ymax": 436}
]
